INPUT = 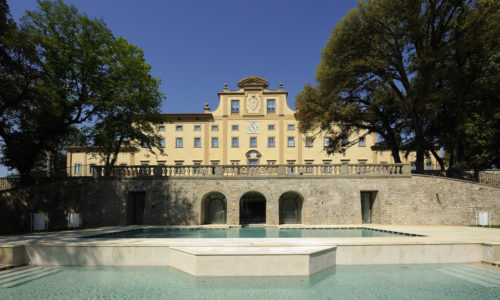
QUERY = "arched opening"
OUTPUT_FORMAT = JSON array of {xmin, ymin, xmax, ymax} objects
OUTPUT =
[
  {"xmin": 239, "ymin": 191, "xmax": 266, "ymax": 225},
  {"xmin": 202, "ymin": 192, "xmax": 227, "ymax": 224},
  {"xmin": 279, "ymin": 191, "xmax": 303, "ymax": 224}
]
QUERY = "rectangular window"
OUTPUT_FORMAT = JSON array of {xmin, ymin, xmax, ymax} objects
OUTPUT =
[
  {"xmin": 120, "ymin": 163, "xmax": 127, "ymax": 166},
  {"xmin": 176, "ymin": 137, "xmax": 183, "ymax": 148},
  {"xmin": 74, "ymin": 163, "xmax": 81, "ymax": 174},
  {"xmin": 231, "ymin": 160, "xmax": 240, "ymax": 165},
  {"xmin": 232, "ymin": 125, "xmax": 239, "ymax": 131},
  {"xmin": 268, "ymin": 137, "xmax": 275, "ymax": 147},
  {"xmin": 231, "ymin": 100, "xmax": 240, "ymax": 113},
  {"xmin": 288, "ymin": 137, "xmax": 295, "ymax": 147},
  {"xmin": 342, "ymin": 138, "xmax": 349, "ymax": 146},
  {"xmin": 267, "ymin": 99, "xmax": 276, "ymax": 112},
  {"xmin": 160, "ymin": 138, "xmax": 165, "ymax": 147},
  {"xmin": 140, "ymin": 161, "xmax": 149, "ymax": 166},
  {"xmin": 359, "ymin": 137, "xmax": 366, "ymax": 147},
  {"xmin": 324, "ymin": 137, "xmax": 330, "ymax": 147},
  {"xmin": 176, "ymin": 125, "xmax": 183, "ymax": 131},
  {"xmin": 268, "ymin": 124, "xmax": 275, "ymax": 131},
  {"xmin": 250, "ymin": 137, "xmax": 257, "ymax": 147},
  {"xmin": 175, "ymin": 161, "xmax": 183, "ymax": 166},
  {"xmin": 158, "ymin": 125, "xmax": 165, "ymax": 131},
  {"xmin": 232, "ymin": 137, "xmax": 239, "ymax": 147},
  {"xmin": 157, "ymin": 161, "xmax": 166, "ymax": 165},
  {"xmin": 305, "ymin": 137, "xmax": 313, "ymax": 147},
  {"xmin": 194, "ymin": 125, "xmax": 201, "ymax": 131},
  {"xmin": 267, "ymin": 160, "xmax": 276, "ymax": 165},
  {"xmin": 194, "ymin": 137, "xmax": 201, "ymax": 148},
  {"xmin": 287, "ymin": 160, "xmax": 296, "ymax": 175},
  {"xmin": 211, "ymin": 137, "xmax": 219, "ymax": 148},
  {"xmin": 211, "ymin": 160, "xmax": 219, "ymax": 166},
  {"xmin": 212, "ymin": 125, "xmax": 219, "ymax": 131},
  {"xmin": 305, "ymin": 160, "xmax": 314, "ymax": 173},
  {"xmin": 426, "ymin": 162, "xmax": 433, "ymax": 170},
  {"xmin": 288, "ymin": 124, "xmax": 295, "ymax": 131}
]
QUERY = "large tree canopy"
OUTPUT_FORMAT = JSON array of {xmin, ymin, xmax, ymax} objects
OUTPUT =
[
  {"xmin": 296, "ymin": 0, "xmax": 500, "ymax": 173},
  {"xmin": 0, "ymin": 0, "xmax": 164, "ymax": 182}
]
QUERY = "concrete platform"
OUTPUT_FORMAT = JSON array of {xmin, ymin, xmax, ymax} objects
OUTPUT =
[
  {"xmin": 1, "ymin": 225, "xmax": 499, "ymax": 277},
  {"xmin": 168, "ymin": 246, "xmax": 336, "ymax": 277}
]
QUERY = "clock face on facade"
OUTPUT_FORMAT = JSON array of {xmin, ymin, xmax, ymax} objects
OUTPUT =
[{"xmin": 247, "ymin": 121, "xmax": 259, "ymax": 133}]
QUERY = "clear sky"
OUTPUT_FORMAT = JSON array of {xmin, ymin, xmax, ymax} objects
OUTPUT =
[{"xmin": 2, "ymin": 0, "xmax": 359, "ymax": 176}]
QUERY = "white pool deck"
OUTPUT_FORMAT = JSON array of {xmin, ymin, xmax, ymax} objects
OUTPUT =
[{"xmin": 1, "ymin": 225, "xmax": 499, "ymax": 277}]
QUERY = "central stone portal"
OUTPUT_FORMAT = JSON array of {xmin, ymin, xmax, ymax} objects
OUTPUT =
[{"xmin": 240, "ymin": 192, "xmax": 266, "ymax": 224}]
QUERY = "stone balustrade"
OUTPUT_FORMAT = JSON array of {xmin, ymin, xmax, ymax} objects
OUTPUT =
[{"xmin": 92, "ymin": 163, "xmax": 410, "ymax": 178}]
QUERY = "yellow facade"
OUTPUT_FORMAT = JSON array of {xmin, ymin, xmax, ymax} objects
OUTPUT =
[{"xmin": 65, "ymin": 76, "xmax": 439, "ymax": 176}]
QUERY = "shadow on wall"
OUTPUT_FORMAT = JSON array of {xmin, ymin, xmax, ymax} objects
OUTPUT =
[
  {"xmin": 0, "ymin": 178, "xmax": 92, "ymax": 235},
  {"xmin": 163, "ymin": 185, "xmax": 196, "ymax": 225}
]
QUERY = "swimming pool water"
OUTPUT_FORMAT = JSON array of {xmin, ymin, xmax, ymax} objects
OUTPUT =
[
  {"xmin": 93, "ymin": 227, "xmax": 417, "ymax": 238},
  {"xmin": 1, "ymin": 264, "xmax": 498, "ymax": 299}
]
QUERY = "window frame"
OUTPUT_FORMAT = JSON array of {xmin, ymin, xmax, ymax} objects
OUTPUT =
[
  {"xmin": 194, "ymin": 137, "xmax": 201, "ymax": 148},
  {"xmin": 176, "ymin": 137, "xmax": 183, "ymax": 148},
  {"xmin": 268, "ymin": 136, "xmax": 275, "ymax": 147},
  {"xmin": 267, "ymin": 99, "xmax": 276, "ymax": 112},
  {"xmin": 211, "ymin": 137, "xmax": 219, "ymax": 148},
  {"xmin": 231, "ymin": 100, "xmax": 240, "ymax": 113},
  {"xmin": 250, "ymin": 137, "xmax": 257, "ymax": 148},
  {"xmin": 231, "ymin": 137, "xmax": 239, "ymax": 148}
]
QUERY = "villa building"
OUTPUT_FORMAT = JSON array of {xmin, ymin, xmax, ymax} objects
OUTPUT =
[{"xmin": 64, "ymin": 76, "xmax": 438, "ymax": 176}]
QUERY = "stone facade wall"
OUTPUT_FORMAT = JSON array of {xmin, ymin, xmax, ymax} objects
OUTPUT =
[{"xmin": 1, "ymin": 175, "xmax": 499, "ymax": 233}]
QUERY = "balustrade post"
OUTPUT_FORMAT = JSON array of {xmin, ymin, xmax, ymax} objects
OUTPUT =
[
  {"xmin": 340, "ymin": 161, "xmax": 349, "ymax": 174},
  {"xmin": 402, "ymin": 164, "xmax": 411, "ymax": 175},
  {"xmin": 153, "ymin": 166, "xmax": 162, "ymax": 177},
  {"xmin": 277, "ymin": 165, "xmax": 286, "ymax": 176},
  {"xmin": 215, "ymin": 166, "xmax": 223, "ymax": 176}
]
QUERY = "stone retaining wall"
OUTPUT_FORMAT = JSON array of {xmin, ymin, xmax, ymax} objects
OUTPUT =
[{"xmin": 1, "ymin": 175, "xmax": 499, "ymax": 233}]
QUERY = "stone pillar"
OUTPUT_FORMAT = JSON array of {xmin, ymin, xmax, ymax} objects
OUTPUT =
[
  {"xmin": 340, "ymin": 161, "xmax": 349, "ymax": 174},
  {"xmin": 227, "ymin": 196, "xmax": 240, "ymax": 225},
  {"xmin": 215, "ymin": 166, "xmax": 223, "ymax": 176},
  {"xmin": 402, "ymin": 164, "xmax": 411, "ymax": 175}
]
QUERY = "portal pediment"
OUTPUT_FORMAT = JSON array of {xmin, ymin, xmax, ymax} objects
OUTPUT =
[{"xmin": 238, "ymin": 76, "xmax": 269, "ymax": 89}]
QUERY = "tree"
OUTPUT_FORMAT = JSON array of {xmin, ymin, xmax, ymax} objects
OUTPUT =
[
  {"xmin": 89, "ymin": 37, "xmax": 164, "ymax": 169},
  {"xmin": 296, "ymin": 0, "xmax": 499, "ymax": 173},
  {"xmin": 0, "ymin": 0, "xmax": 164, "ymax": 183}
]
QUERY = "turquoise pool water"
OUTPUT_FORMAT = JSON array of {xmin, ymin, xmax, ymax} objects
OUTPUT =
[
  {"xmin": 92, "ymin": 227, "xmax": 418, "ymax": 238},
  {"xmin": 1, "ymin": 264, "xmax": 498, "ymax": 299}
]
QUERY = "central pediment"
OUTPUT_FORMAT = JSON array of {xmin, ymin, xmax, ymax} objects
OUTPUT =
[{"xmin": 237, "ymin": 76, "xmax": 269, "ymax": 89}]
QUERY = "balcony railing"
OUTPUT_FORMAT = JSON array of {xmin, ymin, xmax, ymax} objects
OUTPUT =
[{"xmin": 92, "ymin": 163, "xmax": 410, "ymax": 178}]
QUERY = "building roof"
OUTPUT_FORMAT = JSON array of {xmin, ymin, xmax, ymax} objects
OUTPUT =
[{"xmin": 159, "ymin": 113, "xmax": 214, "ymax": 121}]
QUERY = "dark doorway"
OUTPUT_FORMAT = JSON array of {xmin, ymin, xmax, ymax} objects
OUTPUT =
[
  {"xmin": 361, "ymin": 191, "xmax": 376, "ymax": 223},
  {"xmin": 279, "ymin": 192, "xmax": 303, "ymax": 224},
  {"xmin": 127, "ymin": 192, "xmax": 145, "ymax": 225},
  {"xmin": 240, "ymin": 192, "xmax": 266, "ymax": 224},
  {"xmin": 203, "ymin": 192, "xmax": 227, "ymax": 224}
]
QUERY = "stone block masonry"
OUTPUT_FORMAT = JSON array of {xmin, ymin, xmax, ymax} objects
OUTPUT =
[{"xmin": 1, "ymin": 174, "xmax": 499, "ymax": 232}]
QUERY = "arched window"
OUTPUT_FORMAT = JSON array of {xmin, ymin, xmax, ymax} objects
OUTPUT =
[
  {"xmin": 202, "ymin": 192, "xmax": 227, "ymax": 224},
  {"xmin": 279, "ymin": 192, "xmax": 303, "ymax": 224}
]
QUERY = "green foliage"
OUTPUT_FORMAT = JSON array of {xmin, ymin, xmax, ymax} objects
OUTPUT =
[
  {"xmin": 0, "ymin": 0, "xmax": 164, "ymax": 181},
  {"xmin": 296, "ymin": 0, "xmax": 500, "ymax": 172},
  {"xmin": 90, "ymin": 37, "xmax": 164, "ymax": 167}
]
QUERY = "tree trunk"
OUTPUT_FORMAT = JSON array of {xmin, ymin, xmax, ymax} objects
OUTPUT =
[{"xmin": 430, "ymin": 148, "xmax": 445, "ymax": 172}]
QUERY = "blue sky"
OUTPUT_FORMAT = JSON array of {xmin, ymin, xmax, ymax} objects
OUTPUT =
[{"xmin": 2, "ymin": 0, "xmax": 359, "ymax": 176}]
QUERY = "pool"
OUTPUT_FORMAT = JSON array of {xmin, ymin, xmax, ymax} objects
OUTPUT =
[
  {"xmin": 90, "ymin": 227, "xmax": 421, "ymax": 238},
  {"xmin": 1, "ymin": 264, "xmax": 498, "ymax": 299}
]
